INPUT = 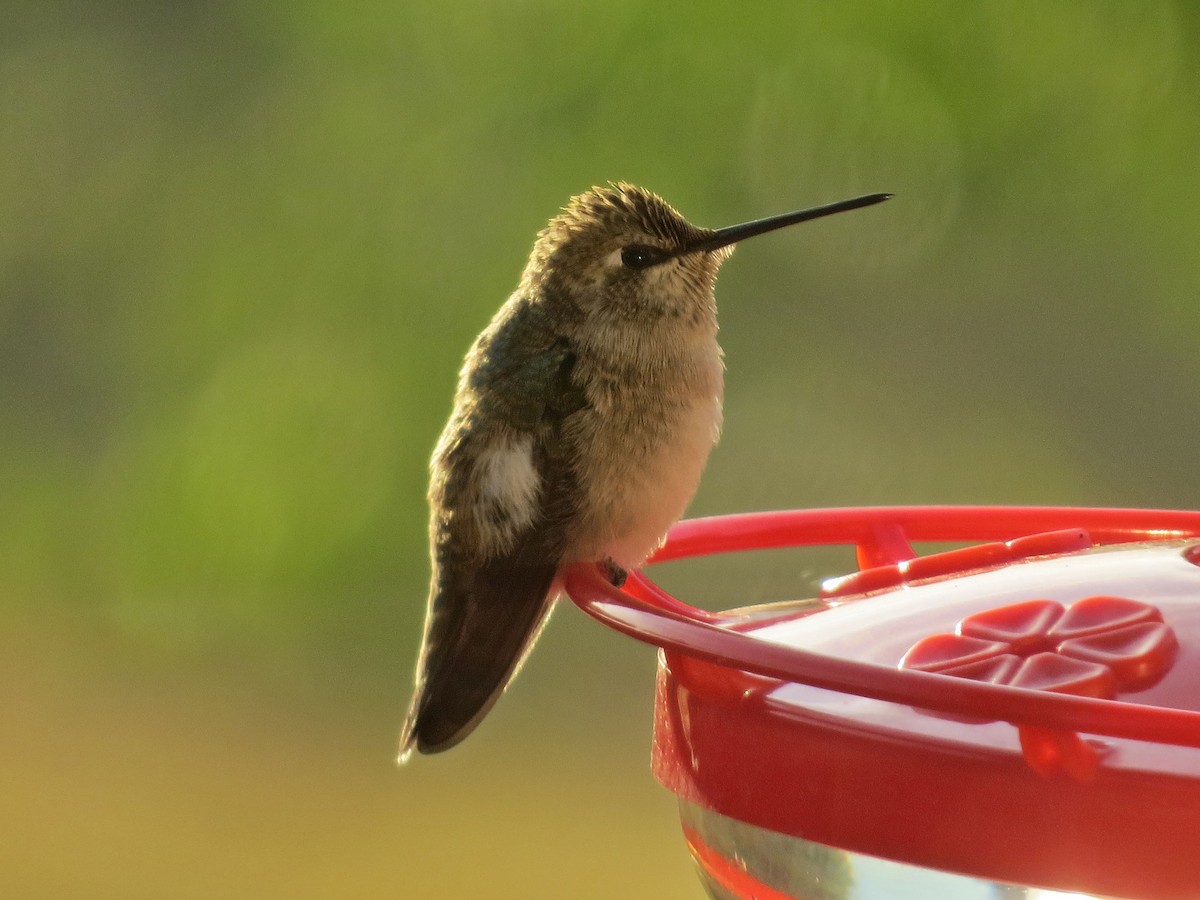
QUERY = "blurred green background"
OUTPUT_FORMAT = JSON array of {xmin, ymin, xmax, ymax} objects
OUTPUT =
[{"xmin": 5, "ymin": 1, "xmax": 1200, "ymax": 896}]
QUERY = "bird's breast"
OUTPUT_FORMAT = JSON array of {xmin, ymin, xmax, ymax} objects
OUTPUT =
[{"xmin": 565, "ymin": 338, "xmax": 723, "ymax": 568}]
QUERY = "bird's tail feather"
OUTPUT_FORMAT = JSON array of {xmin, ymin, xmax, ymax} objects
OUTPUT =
[{"xmin": 397, "ymin": 559, "xmax": 558, "ymax": 761}]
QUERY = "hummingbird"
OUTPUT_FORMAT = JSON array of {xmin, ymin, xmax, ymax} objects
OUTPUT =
[{"xmin": 399, "ymin": 183, "xmax": 890, "ymax": 759}]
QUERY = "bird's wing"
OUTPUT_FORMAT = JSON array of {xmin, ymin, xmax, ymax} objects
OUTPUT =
[{"xmin": 401, "ymin": 306, "xmax": 586, "ymax": 756}]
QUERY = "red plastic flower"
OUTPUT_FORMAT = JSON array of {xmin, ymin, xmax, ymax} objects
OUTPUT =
[{"xmin": 901, "ymin": 595, "xmax": 1176, "ymax": 698}]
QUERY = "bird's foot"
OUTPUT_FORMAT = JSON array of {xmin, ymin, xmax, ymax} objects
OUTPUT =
[{"xmin": 599, "ymin": 557, "xmax": 628, "ymax": 588}]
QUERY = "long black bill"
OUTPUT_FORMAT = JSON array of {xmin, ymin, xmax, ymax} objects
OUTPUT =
[{"xmin": 679, "ymin": 192, "xmax": 892, "ymax": 257}]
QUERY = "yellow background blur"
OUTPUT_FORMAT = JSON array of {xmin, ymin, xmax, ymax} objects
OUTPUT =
[{"xmin": 5, "ymin": 2, "xmax": 1200, "ymax": 897}]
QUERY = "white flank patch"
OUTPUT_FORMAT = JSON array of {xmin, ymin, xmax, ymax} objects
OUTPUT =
[{"xmin": 475, "ymin": 433, "xmax": 540, "ymax": 549}]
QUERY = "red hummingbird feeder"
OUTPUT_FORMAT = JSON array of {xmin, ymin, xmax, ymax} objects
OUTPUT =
[{"xmin": 563, "ymin": 506, "xmax": 1200, "ymax": 899}]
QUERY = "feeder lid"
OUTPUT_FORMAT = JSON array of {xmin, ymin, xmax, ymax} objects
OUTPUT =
[{"xmin": 564, "ymin": 507, "xmax": 1200, "ymax": 899}]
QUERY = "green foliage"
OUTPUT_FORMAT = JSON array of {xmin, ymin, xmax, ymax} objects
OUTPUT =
[{"xmin": 6, "ymin": 0, "xmax": 1200, "ymax": 656}]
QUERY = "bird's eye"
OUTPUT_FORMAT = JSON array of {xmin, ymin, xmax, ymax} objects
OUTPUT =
[{"xmin": 620, "ymin": 244, "xmax": 662, "ymax": 270}]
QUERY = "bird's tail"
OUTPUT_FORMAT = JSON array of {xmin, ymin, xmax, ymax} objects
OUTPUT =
[{"xmin": 397, "ymin": 560, "xmax": 558, "ymax": 762}]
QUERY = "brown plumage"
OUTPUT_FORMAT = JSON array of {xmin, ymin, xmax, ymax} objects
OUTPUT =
[{"xmin": 399, "ymin": 183, "xmax": 890, "ymax": 758}]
